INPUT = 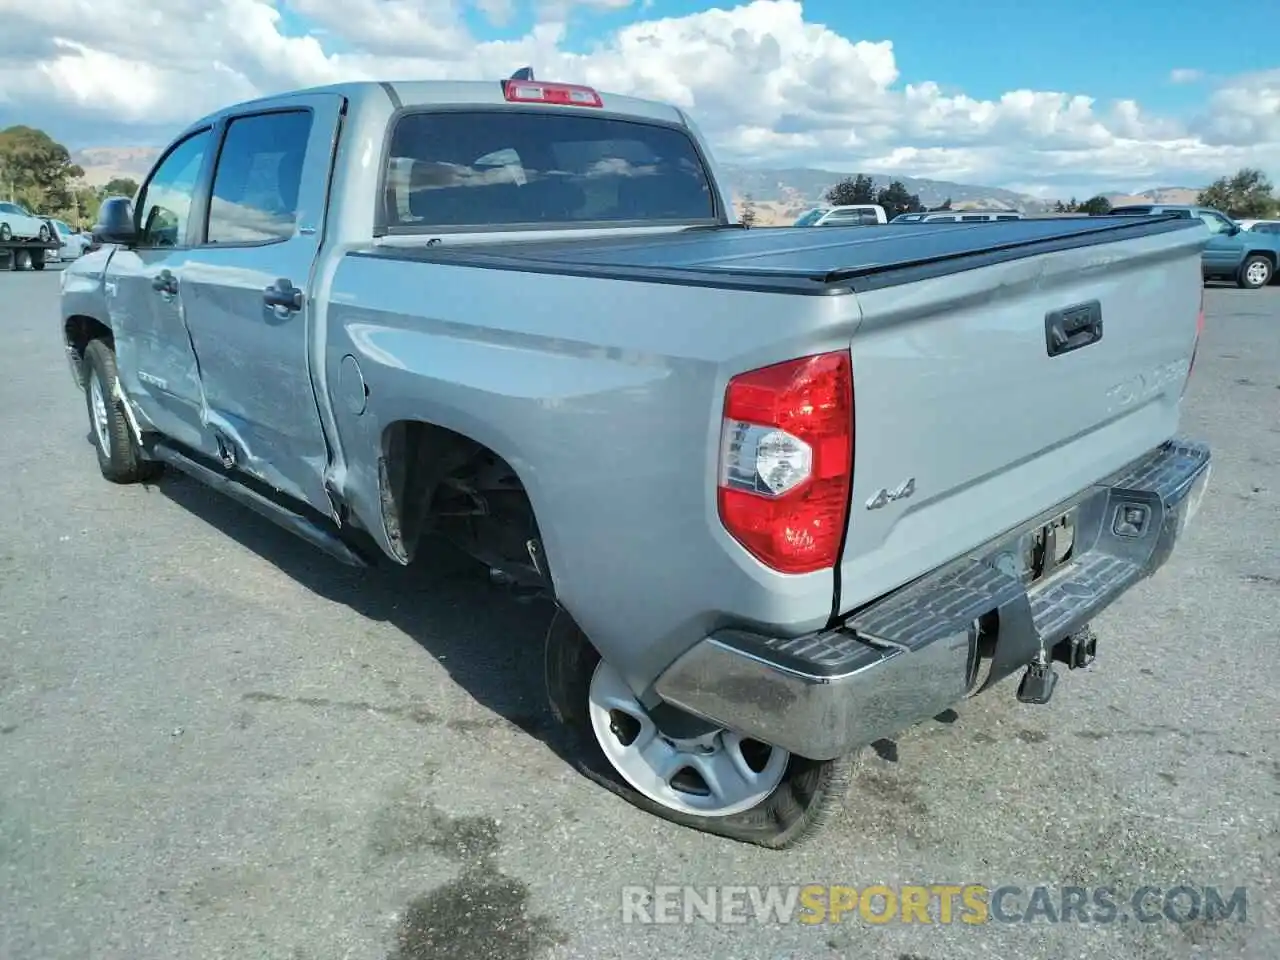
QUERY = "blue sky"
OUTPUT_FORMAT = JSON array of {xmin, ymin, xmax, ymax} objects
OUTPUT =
[
  {"xmin": 6, "ymin": 0, "xmax": 1277, "ymax": 194},
  {"xmin": 271, "ymin": 0, "xmax": 1275, "ymax": 120}
]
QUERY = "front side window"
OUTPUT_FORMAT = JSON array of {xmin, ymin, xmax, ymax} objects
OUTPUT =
[
  {"xmin": 136, "ymin": 130, "xmax": 211, "ymax": 248},
  {"xmin": 206, "ymin": 110, "xmax": 313, "ymax": 244},
  {"xmin": 1197, "ymin": 211, "xmax": 1234, "ymax": 235},
  {"xmin": 384, "ymin": 110, "xmax": 717, "ymax": 229}
]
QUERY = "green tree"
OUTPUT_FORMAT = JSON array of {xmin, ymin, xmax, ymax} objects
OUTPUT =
[
  {"xmin": 102, "ymin": 177, "xmax": 139, "ymax": 199},
  {"xmin": 1077, "ymin": 195, "xmax": 1112, "ymax": 215},
  {"xmin": 739, "ymin": 194, "xmax": 758, "ymax": 228},
  {"xmin": 873, "ymin": 180, "xmax": 924, "ymax": 220},
  {"xmin": 1198, "ymin": 168, "xmax": 1279, "ymax": 219},
  {"xmin": 0, "ymin": 125, "xmax": 84, "ymax": 214},
  {"xmin": 825, "ymin": 173, "xmax": 877, "ymax": 206}
]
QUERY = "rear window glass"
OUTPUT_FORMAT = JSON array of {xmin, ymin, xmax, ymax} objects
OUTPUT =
[{"xmin": 383, "ymin": 110, "xmax": 718, "ymax": 229}]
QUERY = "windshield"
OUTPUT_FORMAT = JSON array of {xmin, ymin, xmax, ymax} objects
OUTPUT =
[
  {"xmin": 383, "ymin": 110, "xmax": 718, "ymax": 229},
  {"xmin": 792, "ymin": 209, "xmax": 828, "ymax": 227}
]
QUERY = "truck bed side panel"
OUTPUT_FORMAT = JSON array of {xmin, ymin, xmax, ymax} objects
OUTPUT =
[{"xmin": 323, "ymin": 254, "xmax": 862, "ymax": 694}]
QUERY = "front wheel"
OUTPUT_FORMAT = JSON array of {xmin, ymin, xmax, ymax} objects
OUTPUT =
[
  {"xmin": 544, "ymin": 609, "xmax": 859, "ymax": 848},
  {"xmin": 82, "ymin": 339, "xmax": 162, "ymax": 484},
  {"xmin": 1239, "ymin": 255, "xmax": 1273, "ymax": 289}
]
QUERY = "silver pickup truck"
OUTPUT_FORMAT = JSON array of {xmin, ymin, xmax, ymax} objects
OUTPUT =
[{"xmin": 61, "ymin": 74, "xmax": 1213, "ymax": 849}]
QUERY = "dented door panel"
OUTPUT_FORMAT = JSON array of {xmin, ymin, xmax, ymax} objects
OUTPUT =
[
  {"xmin": 178, "ymin": 96, "xmax": 346, "ymax": 515},
  {"xmin": 104, "ymin": 246, "xmax": 217, "ymax": 457}
]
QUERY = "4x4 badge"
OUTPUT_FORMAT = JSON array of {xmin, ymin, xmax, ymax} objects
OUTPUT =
[{"xmin": 866, "ymin": 477, "xmax": 916, "ymax": 510}]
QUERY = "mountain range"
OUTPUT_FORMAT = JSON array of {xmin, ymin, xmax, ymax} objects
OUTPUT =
[{"xmin": 71, "ymin": 146, "xmax": 1201, "ymax": 226}]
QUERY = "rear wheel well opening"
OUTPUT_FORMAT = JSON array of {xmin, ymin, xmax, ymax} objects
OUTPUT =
[
  {"xmin": 64, "ymin": 315, "xmax": 113, "ymax": 386},
  {"xmin": 378, "ymin": 420, "xmax": 552, "ymax": 591}
]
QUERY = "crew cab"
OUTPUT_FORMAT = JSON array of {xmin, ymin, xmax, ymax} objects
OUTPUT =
[
  {"xmin": 62, "ymin": 73, "xmax": 1213, "ymax": 849},
  {"xmin": 1109, "ymin": 204, "xmax": 1280, "ymax": 288}
]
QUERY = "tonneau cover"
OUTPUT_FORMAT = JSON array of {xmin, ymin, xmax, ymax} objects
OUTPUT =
[{"xmin": 367, "ymin": 215, "xmax": 1203, "ymax": 292}]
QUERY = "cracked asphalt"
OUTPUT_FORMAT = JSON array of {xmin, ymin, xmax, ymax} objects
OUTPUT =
[{"xmin": 1, "ymin": 271, "xmax": 1277, "ymax": 960}]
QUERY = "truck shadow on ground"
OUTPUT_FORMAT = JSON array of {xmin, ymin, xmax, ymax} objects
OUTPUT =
[{"xmin": 153, "ymin": 471, "xmax": 575, "ymax": 755}]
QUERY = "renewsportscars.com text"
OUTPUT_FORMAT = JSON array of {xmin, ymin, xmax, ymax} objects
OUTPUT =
[{"xmin": 620, "ymin": 884, "xmax": 1249, "ymax": 926}]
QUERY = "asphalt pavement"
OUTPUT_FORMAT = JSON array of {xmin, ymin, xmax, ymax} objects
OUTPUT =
[{"xmin": 1, "ymin": 271, "xmax": 1277, "ymax": 960}]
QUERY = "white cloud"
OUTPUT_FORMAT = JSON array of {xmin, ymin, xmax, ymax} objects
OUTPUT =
[
  {"xmin": 0, "ymin": 0, "xmax": 1277, "ymax": 196},
  {"xmin": 1169, "ymin": 68, "xmax": 1204, "ymax": 84}
]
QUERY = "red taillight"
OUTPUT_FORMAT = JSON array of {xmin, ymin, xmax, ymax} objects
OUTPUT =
[
  {"xmin": 717, "ymin": 351, "xmax": 854, "ymax": 574},
  {"xmin": 503, "ymin": 80, "xmax": 603, "ymax": 107}
]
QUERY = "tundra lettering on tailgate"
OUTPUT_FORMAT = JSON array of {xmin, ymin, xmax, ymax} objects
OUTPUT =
[{"xmin": 1104, "ymin": 359, "xmax": 1188, "ymax": 411}]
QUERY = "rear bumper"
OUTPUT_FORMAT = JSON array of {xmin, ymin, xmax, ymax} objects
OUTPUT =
[{"xmin": 653, "ymin": 438, "xmax": 1212, "ymax": 760}]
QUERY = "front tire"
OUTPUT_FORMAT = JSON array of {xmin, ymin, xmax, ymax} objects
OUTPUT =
[
  {"xmin": 544, "ymin": 608, "xmax": 859, "ymax": 849},
  {"xmin": 1239, "ymin": 255, "xmax": 1273, "ymax": 289},
  {"xmin": 82, "ymin": 339, "xmax": 161, "ymax": 484}
]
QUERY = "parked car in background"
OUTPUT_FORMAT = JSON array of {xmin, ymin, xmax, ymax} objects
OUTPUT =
[
  {"xmin": 45, "ymin": 219, "xmax": 91, "ymax": 262},
  {"xmin": 892, "ymin": 210, "xmax": 1024, "ymax": 223},
  {"xmin": 792, "ymin": 204, "xmax": 887, "ymax": 226},
  {"xmin": 1109, "ymin": 204, "xmax": 1280, "ymax": 289},
  {"xmin": 0, "ymin": 201, "xmax": 54, "ymax": 243},
  {"xmin": 1237, "ymin": 218, "xmax": 1280, "ymax": 235}
]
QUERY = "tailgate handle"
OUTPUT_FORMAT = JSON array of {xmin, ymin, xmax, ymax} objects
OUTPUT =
[{"xmin": 1045, "ymin": 300, "xmax": 1102, "ymax": 357}]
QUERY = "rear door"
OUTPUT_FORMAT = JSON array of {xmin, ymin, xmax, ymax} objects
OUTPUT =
[
  {"xmin": 178, "ymin": 96, "xmax": 344, "ymax": 515},
  {"xmin": 103, "ymin": 127, "xmax": 219, "ymax": 455}
]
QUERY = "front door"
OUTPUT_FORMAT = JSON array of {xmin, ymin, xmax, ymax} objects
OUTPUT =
[
  {"xmin": 178, "ymin": 97, "xmax": 345, "ymax": 516},
  {"xmin": 1198, "ymin": 209, "xmax": 1244, "ymax": 275},
  {"xmin": 105, "ymin": 128, "xmax": 219, "ymax": 456}
]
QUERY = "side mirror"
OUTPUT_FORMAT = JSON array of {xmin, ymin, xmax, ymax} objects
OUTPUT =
[
  {"xmin": 91, "ymin": 196, "xmax": 138, "ymax": 246},
  {"xmin": 1227, "ymin": 224, "xmax": 1241, "ymax": 236}
]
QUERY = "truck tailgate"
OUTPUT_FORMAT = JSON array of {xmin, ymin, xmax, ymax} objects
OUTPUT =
[{"xmin": 835, "ymin": 222, "xmax": 1207, "ymax": 614}]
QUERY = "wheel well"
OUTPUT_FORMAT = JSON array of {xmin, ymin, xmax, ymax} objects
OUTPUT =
[
  {"xmin": 379, "ymin": 420, "xmax": 550, "ymax": 589},
  {"xmin": 1245, "ymin": 250, "xmax": 1277, "ymax": 267},
  {"xmin": 64, "ymin": 315, "xmax": 113, "ymax": 387}
]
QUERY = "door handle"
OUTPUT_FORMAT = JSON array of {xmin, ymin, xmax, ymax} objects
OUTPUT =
[
  {"xmin": 1045, "ymin": 300, "xmax": 1103, "ymax": 357},
  {"xmin": 151, "ymin": 269, "xmax": 178, "ymax": 295},
  {"xmin": 263, "ymin": 278, "xmax": 304, "ymax": 312}
]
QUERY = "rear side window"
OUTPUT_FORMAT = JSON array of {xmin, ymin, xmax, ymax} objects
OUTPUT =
[
  {"xmin": 383, "ymin": 110, "xmax": 718, "ymax": 229},
  {"xmin": 206, "ymin": 110, "xmax": 313, "ymax": 244}
]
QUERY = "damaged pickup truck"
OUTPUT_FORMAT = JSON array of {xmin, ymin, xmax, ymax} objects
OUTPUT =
[{"xmin": 62, "ymin": 74, "xmax": 1213, "ymax": 849}]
